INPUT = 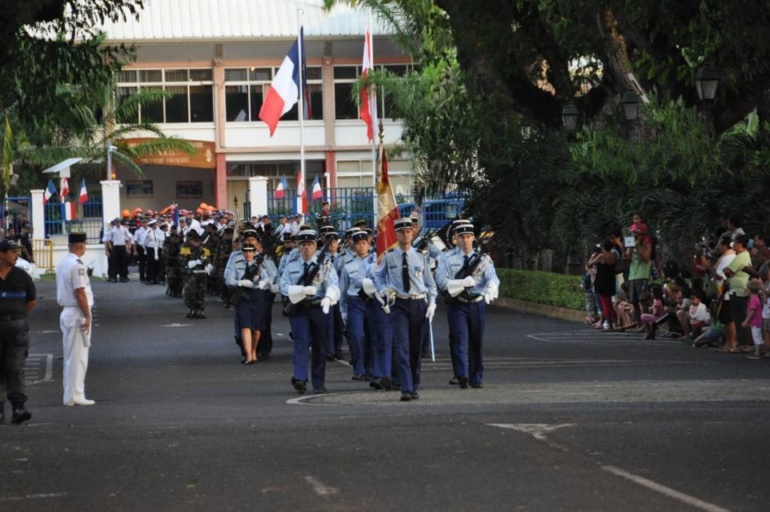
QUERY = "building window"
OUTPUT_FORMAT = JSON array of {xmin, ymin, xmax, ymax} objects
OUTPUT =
[
  {"xmin": 126, "ymin": 180, "xmax": 154, "ymax": 198},
  {"xmin": 116, "ymin": 69, "xmax": 214, "ymax": 124},
  {"xmin": 225, "ymin": 66, "xmax": 323, "ymax": 123},
  {"xmin": 176, "ymin": 180, "xmax": 203, "ymax": 198},
  {"xmin": 334, "ymin": 64, "xmax": 412, "ymax": 120}
]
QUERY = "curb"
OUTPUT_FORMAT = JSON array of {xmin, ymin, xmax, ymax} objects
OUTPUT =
[{"xmin": 493, "ymin": 297, "xmax": 584, "ymax": 324}]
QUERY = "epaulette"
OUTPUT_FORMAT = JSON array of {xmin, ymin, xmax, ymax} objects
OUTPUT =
[{"xmin": 180, "ymin": 247, "xmax": 192, "ymax": 255}]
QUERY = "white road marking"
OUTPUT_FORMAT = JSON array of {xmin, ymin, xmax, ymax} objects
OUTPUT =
[
  {"xmin": 487, "ymin": 423, "xmax": 576, "ymax": 441},
  {"xmin": 304, "ymin": 476, "xmax": 338, "ymax": 496},
  {"xmin": 161, "ymin": 323, "xmax": 192, "ymax": 327},
  {"xmin": 487, "ymin": 424, "xmax": 730, "ymax": 512},
  {"xmin": 602, "ymin": 465, "xmax": 731, "ymax": 512},
  {"xmin": 287, "ymin": 394, "xmax": 340, "ymax": 406}
]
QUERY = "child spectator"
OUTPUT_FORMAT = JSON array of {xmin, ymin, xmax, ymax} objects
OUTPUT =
[
  {"xmin": 744, "ymin": 278, "xmax": 764, "ymax": 359},
  {"xmin": 641, "ymin": 284, "xmax": 666, "ymax": 340},
  {"xmin": 684, "ymin": 291, "xmax": 710, "ymax": 339}
]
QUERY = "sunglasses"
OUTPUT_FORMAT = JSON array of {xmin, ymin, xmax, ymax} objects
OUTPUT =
[{"xmin": 243, "ymin": 248, "xmax": 256, "ymax": 252}]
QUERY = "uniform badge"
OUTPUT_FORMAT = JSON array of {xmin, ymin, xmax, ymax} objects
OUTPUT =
[{"xmin": 78, "ymin": 268, "xmax": 85, "ymax": 276}]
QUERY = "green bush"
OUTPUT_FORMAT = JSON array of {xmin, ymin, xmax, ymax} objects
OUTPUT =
[{"xmin": 497, "ymin": 269, "xmax": 583, "ymax": 310}]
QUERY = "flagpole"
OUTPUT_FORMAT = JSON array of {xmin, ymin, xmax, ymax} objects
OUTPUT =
[
  {"xmin": 297, "ymin": 10, "xmax": 306, "ymax": 221},
  {"xmin": 368, "ymin": 13, "xmax": 378, "ymax": 226}
]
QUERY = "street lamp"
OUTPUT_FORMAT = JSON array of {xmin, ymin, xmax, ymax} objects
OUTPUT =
[
  {"xmin": 622, "ymin": 92, "xmax": 640, "ymax": 121},
  {"xmin": 695, "ymin": 66, "xmax": 719, "ymax": 101},
  {"xmin": 561, "ymin": 103, "xmax": 579, "ymax": 131},
  {"xmin": 106, "ymin": 143, "xmax": 117, "ymax": 181}
]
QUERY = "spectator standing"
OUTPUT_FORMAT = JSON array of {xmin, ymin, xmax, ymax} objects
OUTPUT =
[
  {"xmin": 55, "ymin": 233, "xmax": 95, "ymax": 406},
  {"xmin": 0, "ymin": 239, "xmax": 37, "ymax": 424},
  {"xmin": 587, "ymin": 238, "xmax": 619, "ymax": 331},
  {"xmin": 744, "ymin": 279, "xmax": 764, "ymax": 359},
  {"xmin": 623, "ymin": 223, "xmax": 652, "ymax": 332},
  {"xmin": 722, "ymin": 233, "xmax": 753, "ymax": 351}
]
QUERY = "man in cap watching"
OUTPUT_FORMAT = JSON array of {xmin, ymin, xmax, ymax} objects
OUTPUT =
[{"xmin": 56, "ymin": 233, "xmax": 96, "ymax": 406}]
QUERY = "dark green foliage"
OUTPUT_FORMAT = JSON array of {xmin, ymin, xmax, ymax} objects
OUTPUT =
[{"xmin": 497, "ymin": 268, "xmax": 583, "ymax": 310}]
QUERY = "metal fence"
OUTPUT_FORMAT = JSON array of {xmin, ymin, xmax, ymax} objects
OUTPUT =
[
  {"xmin": 266, "ymin": 187, "xmax": 469, "ymax": 232},
  {"xmin": 1, "ymin": 196, "xmax": 32, "ymax": 234},
  {"xmin": 44, "ymin": 199, "xmax": 104, "ymax": 244}
]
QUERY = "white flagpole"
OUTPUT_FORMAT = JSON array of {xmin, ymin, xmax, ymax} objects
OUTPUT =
[
  {"xmin": 369, "ymin": 12, "xmax": 378, "ymax": 225},
  {"xmin": 298, "ymin": 10, "xmax": 306, "ymax": 221}
]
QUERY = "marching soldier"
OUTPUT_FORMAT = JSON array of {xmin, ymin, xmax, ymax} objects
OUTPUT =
[
  {"xmin": 434, "ymin": 222, "xmax": 499, "ymax": 389},
  {"xmin": 339, "ymin": 230, "xmax": 378, "ymax": 382},
  {"xmin": 280, "ymin": 229, "xmax": 340, "ymax": 395},
  {"xmin": 215, "ymin": 225, "xmax": 236, "ymax": 307},
  {"xmin": 164, "ymin": 224, "xmax": 184, "ymax": 297},
  {"xmin": 179, "ymin": 230, "xmax": 212, "ymax": 319},
  {"xmin": 374, "ymin": 218, "xmax": 437, "ymax": 402}
]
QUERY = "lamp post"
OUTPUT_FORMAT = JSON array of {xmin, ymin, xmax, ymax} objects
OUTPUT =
[
  {"xmin": 106, "ymin": 143, "xmax": 117, "ymax": 180},
  {"xmin": 695, "ymin": 66, "xmax": 720, "ymax": 101},
  {"xmin": 695, "ymin": 66, "xmax": 719, "ymax": 135},
  {"xmin": 561, "ymin": 103, "xmax": 579, "ymax": 131},
  {"xmin": 622, "ymin": 92, "xmax": 640, "ymax": 121}
]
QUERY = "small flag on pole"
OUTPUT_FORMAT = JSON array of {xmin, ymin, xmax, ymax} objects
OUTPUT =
[
  {"xmin": 43, "ymin": 179, "xmax": 57, "ymax": 205},
  {"xmin": 60, "ymin": 177, "xmax": 70, "ymax": 199},
  {"xmin": 274, "ymin": 175, "xmax": 289, "ymax": 199},
  {"xmin": 78, "ymin": 178, "xmax": 88, "ymax": 204},
  {"xmin": 297, "ymin": 173, "xmax": 307, "ymax": 215},
  {"xmin": 375, "ymin": 142, "xmax": 399, "ymax": 263},
  {"xmin": 311, "ymin": 175, "xmax": 323, "ymax": 201}
]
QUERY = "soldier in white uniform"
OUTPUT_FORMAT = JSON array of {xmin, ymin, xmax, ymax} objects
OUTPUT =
[{"xmin": 55, "ymin": 233, "xmax": 96, "ymax": 406}]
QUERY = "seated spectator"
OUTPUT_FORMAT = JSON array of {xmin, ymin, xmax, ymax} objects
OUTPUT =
[
  {"xmin": 613, "ymin": 282, "xmax": 636, "ymax": 330},
  {"xmin": 641, "ymin": 284, "xmax": 666, "ymax": 340},
  {"xmin": 679, "ymin": 290, "xmax": 711, "ymax": 339}
]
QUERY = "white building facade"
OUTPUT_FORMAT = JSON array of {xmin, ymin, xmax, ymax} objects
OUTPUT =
[{"xmin": 103, "ymin": 0, "xmax": 414, "ymax": 213}]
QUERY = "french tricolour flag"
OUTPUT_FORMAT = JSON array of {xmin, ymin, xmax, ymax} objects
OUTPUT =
[
  {"xmin": 259, "ymin": 28, "xmax": 306, "ymax": 137},
  {"xmin": 78, "ymin": 178, "xmax": 89, "ymax": 204},
  {"xmin": 311, "ymin": 175, "xmax": 323, "ymax": 201},
  {"xmin": 274, "ymin": 175, "xmax": 289, "ymax": 199},
  {"xmin": 60, "ymin": 177, "xmax": 70, "ymax": 199},
  {"xmin": 43, "ymin": 179, "xmax": 57, "ymax": 205}
]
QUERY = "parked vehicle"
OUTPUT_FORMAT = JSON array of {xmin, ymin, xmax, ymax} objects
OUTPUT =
[{"xmin": 397, "ymin": 197, "xmax": 465, "ymax": 231}]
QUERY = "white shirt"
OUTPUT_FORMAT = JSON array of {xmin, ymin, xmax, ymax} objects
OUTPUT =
[
  {"xmin": 110, "ymin": 225, "xmax": 132, "ymax": 246},
  {"xmin": 133, "ymin": 226, "xmax": 147, "ymax": 246},
  {"xmin": 56, "ymin": 252, "xmax": 94, "ymax": 308},
  {"xmin": 688, "ymin": 302, "xmax": 710, "ymax": 323}
]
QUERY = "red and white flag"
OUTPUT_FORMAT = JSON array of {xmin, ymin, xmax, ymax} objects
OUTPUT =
[
  {"xmin": 60, "ymin": 177, "xmax": 70, "ymax": 199},
  {"xmin": 375, "ymin": 142, "xmax": 399, "ymax": 263},
  {"xmin": 311, "ymin": 175, "xmax": 323, "ymax": 201},
  {"xmin": 359, "ymin": 29, "xmax": 378, "ymax": 142},
  {"xmin": 259, "ymin": 28, "xmax": 306, "ymax": 136},
  {"xmin": 64, "ymin": 201, "xmax": 77, "ymax": 221}
]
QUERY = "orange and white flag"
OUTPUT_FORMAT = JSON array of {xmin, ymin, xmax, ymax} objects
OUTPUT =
[{"xmin": 375, "ymin": 142, "xmax": 399, "ymax": 263}]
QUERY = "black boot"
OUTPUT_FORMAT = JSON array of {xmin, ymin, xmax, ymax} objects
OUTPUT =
[{"xmin": 11, "ymin": 407, "xmax": 31, "ymax": 424}]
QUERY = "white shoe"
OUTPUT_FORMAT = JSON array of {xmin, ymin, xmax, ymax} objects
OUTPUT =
[{"xmin": 64, "ymin": 399, "xmax": 95, "ymax": 406}]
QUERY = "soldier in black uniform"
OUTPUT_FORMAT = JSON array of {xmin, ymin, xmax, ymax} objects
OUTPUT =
[
  {"xmin": 179, "ymin": 230, "xmax": 212, "ymax": 318},
  {"xmin": 164, "ymin": 225, "xmax": 184, "ymax": 297}
]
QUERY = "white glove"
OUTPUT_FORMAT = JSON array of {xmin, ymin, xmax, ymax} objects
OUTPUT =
[
  {"xmin": 303, "ymin": 285, "xmax": 317, "ymax": 296},
  {"xmin": 461, "ymin": 276, "xmax": 476, "ymax": 288},
  {"xmin": 238, "ymin": 279, "xmax": 254, "ymax": 288},
  {"xmin": 446, "ymin": 279, "xmax": 466, "ymax": 297},
  {"xmin": 257, "ymin": 278, "xmax": 270, "ymax": 290},
  {"xmin": 270, "ymin": 282, "xmax": 280, "ymax": 294},
  {"xmin": 362, "ymin": 278, "xmax": 377, "ymax": 297},
  {"xmin": 155, "ymin": 251, "xmax": 160, "ymax": 261},
  {"xmin": 425, "ymin": 303, "xmax": 436, "ymax": 321},
  {"xmin": 288, "ymin": 285, "xmax": 306, "ymax": 304},
  {"xmin": 321, "ymin": 297, "xmax": 332, "ymax": 314},
  {"xmin": 187, "ymin": 260, "xmax": 197, "ymax": 269},
  {"xmin": 484, "ymin": 283, "xmax": 499, "ymax": 304},
  {"xmin": 205, "ymin": 263, "xmax": 214, "ymax": 276}
]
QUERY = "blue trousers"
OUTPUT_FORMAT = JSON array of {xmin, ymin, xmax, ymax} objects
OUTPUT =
[
  {"xmin": 290, "ymin": 305, "xmax": 327, "ymax": 389},
  {"xmin": 346, "ymin": 297, "xmax": 376, "ymax": 376},
  {"xmin": 392, "ymin": 298, "xmax": 427, "ymax": 394},
  {"xmin": 373, "ymin": 302, "xmax": 394, "ymax": 381},
  {"xmin": 325, "ymin": 303, "xmax": 344, "ymax": 358},
  {"xmin": 448, "ymin": 301, "xmax": 486, "ymax": 386}
]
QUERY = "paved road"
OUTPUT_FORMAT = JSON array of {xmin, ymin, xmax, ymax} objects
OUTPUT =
[{"xmin": 2, "ymin": 275, "xmax": 769, "ymax": 511}]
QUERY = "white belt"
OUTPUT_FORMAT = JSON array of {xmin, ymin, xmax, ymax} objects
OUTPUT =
[{"xmin": 396, "ymin": 293, "xmax": 426, "ymax": 300}]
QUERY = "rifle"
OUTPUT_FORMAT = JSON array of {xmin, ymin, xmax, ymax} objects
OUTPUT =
[
  {"xmin": 448, "ymin": 245, "xmax": 491, "ymax": 300},
  {"xmin": 282, "ymin": 237, "xmax": 333, "ymax": 316},
  {"xmin": 231, "ymin": 254, "xmax": 264, "ymax": 306}
]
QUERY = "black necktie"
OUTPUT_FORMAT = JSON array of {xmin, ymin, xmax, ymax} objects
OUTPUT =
[{"xmin": 402, "ymin": 252, "xmax": 411, "ymax": 293}]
